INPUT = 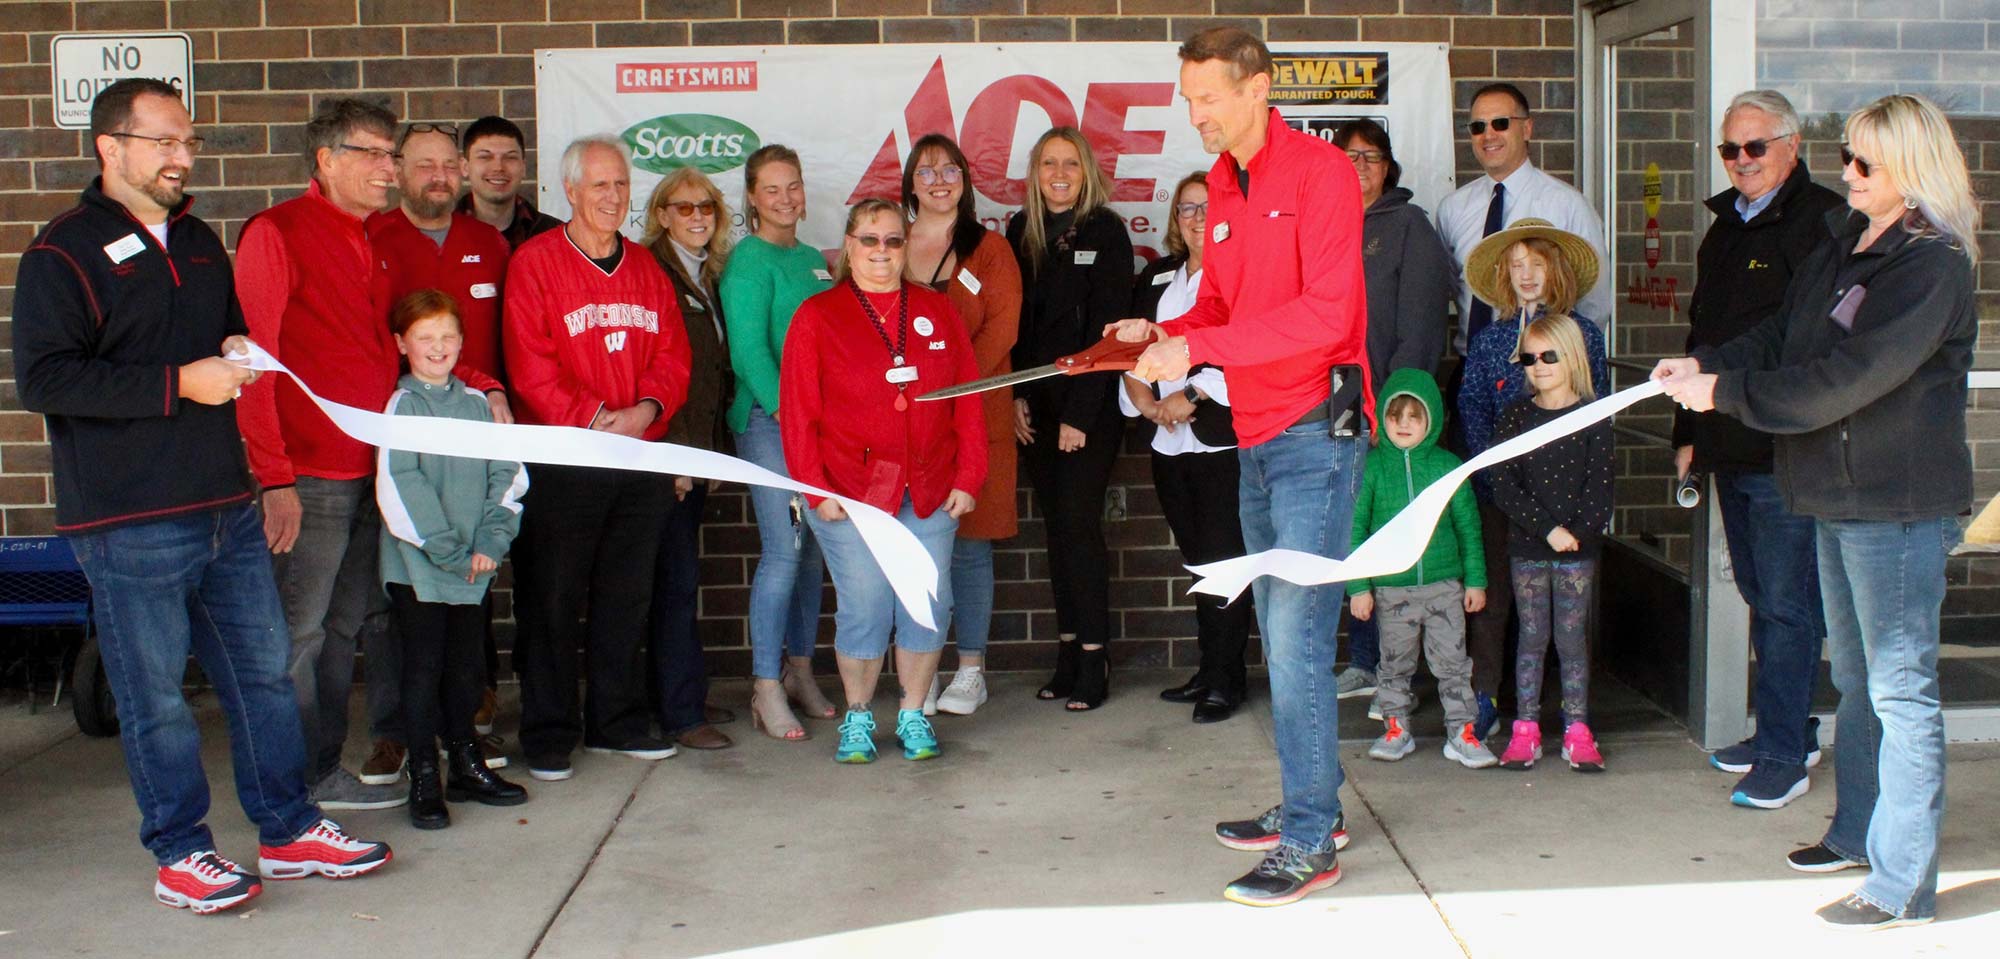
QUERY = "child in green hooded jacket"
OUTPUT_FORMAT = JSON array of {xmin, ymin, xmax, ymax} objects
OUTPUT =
[{"xmin": 1348, "ymin": 368, "xmax": 1495, "ymax": 768}]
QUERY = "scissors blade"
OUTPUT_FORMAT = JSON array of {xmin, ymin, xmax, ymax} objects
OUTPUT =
[{"xmin": 915, "ymin": 364, "xmax": 1062, "ymax": 402}]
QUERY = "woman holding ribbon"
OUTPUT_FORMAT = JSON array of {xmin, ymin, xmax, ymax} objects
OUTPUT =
[
  {"xmin": 780, "ymin": 198, "xmax": 986, "ymax": 764},
  {"xmin": 1656, "ymin": 93, "xmax": 1977, "ymax": 931}
]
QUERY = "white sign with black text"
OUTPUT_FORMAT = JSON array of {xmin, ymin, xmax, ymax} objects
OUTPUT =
[{"xmin": 50, "ymin": 33, "xmax": 194, "ymax": 130}]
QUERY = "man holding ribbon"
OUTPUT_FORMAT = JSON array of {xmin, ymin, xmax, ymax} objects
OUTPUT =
[{"xmin": 1111, "ymin": 26, "xmax": 1370, "ymax": 907}]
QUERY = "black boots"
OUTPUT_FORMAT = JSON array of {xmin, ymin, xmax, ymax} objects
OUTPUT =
[
  {"xmin": 446, "ymin": 740, "xmax": 527, "ymax": 807},
  {"xmin": 1037, "ymin": 640, "xmax": 1080, "ymax": 701},
  {"xmin": 408, "ymin": 751, "xmax": 449, "ymax": 830}
]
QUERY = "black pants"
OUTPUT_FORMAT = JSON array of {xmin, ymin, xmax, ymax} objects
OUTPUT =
[
  {"xmin": 1020, "ymin": 412, "xmax": 1121, "ymax": 647},
  {"xmin": 1153, "ymin": 448, "xmax": 1253, "ymax": 698},
  {"xmin": 388, "ymin": 582, "xmax": 485, "ymax": 752},
  {"xmin": 648, "ymin": 483, "xmax": 712, "ymax": 735},
  {"xmin": 1466, "ymin": 501, "xmax": 1517, "ymax": 698},
  {"xmin": 513, "ymin": 464, "xmax": 673, "ymax": 758}
]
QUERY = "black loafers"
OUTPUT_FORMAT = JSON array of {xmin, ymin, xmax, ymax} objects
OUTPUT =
[
  {"xmin": 1193, "ymin": 689, "xmax": 1240, "ymax": 724},
  {"xmin": 1160, "ymin": 677, "xmax": 1210, "ymax": 703}
]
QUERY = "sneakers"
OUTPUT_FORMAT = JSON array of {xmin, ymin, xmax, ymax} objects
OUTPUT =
[
  {"xmin": 1474, "ymin": 694, "xmax": 1498, "ymax": 740},
  {"xmin": 1815, "ymin": 894, "xmax": 1932, "ymax": 930},
  {"xmin": 1561, "ymin": 722, "xmax": 1605, "ymax": 772},
  {"xmin": 1222, "ymin": 845, "xmax": 1342, "ymax": 907},
  {"xmin": 1334, "ymin": 666, "xmax": 1376, "ymax": 699},
  {"xmin": 1368, "ymin": 718, "xmax": 1414, "ymax": 761},
  {"xmin": 583, "ymin": 735, "xmax": 677, "ymax": 761},
  {"xmin": 1498, "ymin": 720, "xmax": 1541, "ymax": 770},
  {"xmin": 1731, "ymin": 760, "xmax": 1809, "ymax": 809},
  {"xmin": 896, "ymin": 708, "xmax": 940, "ymax": 760},
  {"xmin": 358, "ymin": 739, "xmax": 407, "ymax": 786},
  {"xmin": 155, "ymin": 851, "xmax": 261, "ymax": 914},
  {"xmin": 1213, "ymin": 805, "xmax": 1351, "ymax": 853},
  {"xmin": 936, "ymin": 667, "xmax": 988, "ymax": 715},
  {"xmin": 527, "ymin": 753, "xmax": 573, "ymax": 782},
  {"xmin": 473, "ymin": 687, "xmax": 497, "ymax": 736},
  {"xmin": 257, "ymin": 819, "xmax": 392, "ymax": 880},
  {"xmin": 1787, "ymin": 842, "xmax": 1866, "ymax": 874},
  {"xmin": 1443, "ymin": 722, "xmax": 1500, "ymax": 769},
  {"xmin": 310, "ymin": 767, "xmax": 407, "ymax": 810},
  {"xmin": 1709, "ymin": 717, "xmax": 1824, "ymax": 774},
  {"xmin": 922, "ymin": 674, "xmax": 942, "ymax": 716},
  {"xmin": 834, "ymin": 709, "xmax": 878, "ymax": 764}
]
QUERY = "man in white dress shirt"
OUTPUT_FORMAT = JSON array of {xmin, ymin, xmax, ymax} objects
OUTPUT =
[{"xmin": 1436, "ymin": 82, "xmax": 1612, "ymax": 350}]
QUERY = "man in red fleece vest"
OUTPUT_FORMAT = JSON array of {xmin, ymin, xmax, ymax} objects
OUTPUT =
[
  {"xmin": 235, "ymin": 99, "xmax": 409, "ymax": 812},
  {"xmin": 504, "ymin": 136, "xmax": 691, "ymax": 782}
]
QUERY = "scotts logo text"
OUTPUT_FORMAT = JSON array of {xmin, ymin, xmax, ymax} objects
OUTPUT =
[
  {"xmin": 616, "ymin": 62, "xmax": 757, "ymax": 93},
  {"xmin": 1269, "ymin": 53, "xmax": 1390, "ymax": 105},
  {"xmin": 623, "ymin": 114, "xmax": 761, "ymax": 176}
]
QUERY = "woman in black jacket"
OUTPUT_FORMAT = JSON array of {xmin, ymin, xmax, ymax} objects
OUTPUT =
[
  {"xmin": 1657, "ymin": 94, "xmax": 1978, "ymax": 931},
  {"xmin": 1006, "ymin": 127, "xmax": 1132, "ymax": 711}
]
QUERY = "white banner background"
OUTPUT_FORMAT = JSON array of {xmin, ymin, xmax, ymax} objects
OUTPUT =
[{"xmin": 534, "ymin": 42, "xmax": 1455, "ymax": 261}]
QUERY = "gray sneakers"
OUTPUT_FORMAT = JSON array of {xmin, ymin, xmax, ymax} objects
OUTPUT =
[
  {"xmin": 310, "ymin": 767, "xmax": 407, "ymax": 811},
  {"xmin": 1334, "ymin": 667, "xmax": 1377, "ymax": 699},
  {"xmin": 1368, "ymin": 719, "xmax": 1414, "ymax": 761},
  {"xmin": 935, "ymin": 668, "xmax": 989, "ymax": 715},
  {"xmin": 1442, "ymin": 724, "xmax": 1500, "ymax": 769}
]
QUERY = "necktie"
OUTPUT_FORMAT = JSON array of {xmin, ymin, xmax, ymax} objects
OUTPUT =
[{"xmin": 1466, "ymin": 181, "xmax": 1506, "ymax": 343}]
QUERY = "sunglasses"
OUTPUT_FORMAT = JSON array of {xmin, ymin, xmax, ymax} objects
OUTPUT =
[
  {"xmin": 1467, "ymin": 115, "xmax": 1527, "ymax": 135},
  {"xmin": 1174, "ymin": 201, "xmax": 1208, "ymax": 219},
  {"xmin": 1344, "ymin": 149, "xmax": 1387, "ymax": 166},
  {"xmin": 913, "ymin": 165, "xmax": 963, "ymax": 185},
  {"xmin": 1840, "ymin": 145, "xmax": 1873, "ymax": 178},
  {"xmin": 1718, "ymin": 135, "xmax": 1789, "ymax": 161},
  {"xmin": 1518, "ymin": 350, "xmax": 1563, "ymax": 367},
  {"xmin": 849, "ymin": 233, "xmax": 907, "ymax": 249},
  {"xmin": 664, "ymin": 200, "xmax": 717, "ymax": 217}
]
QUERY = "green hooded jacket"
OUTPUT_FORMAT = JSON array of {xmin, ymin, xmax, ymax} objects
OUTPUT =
[{"xmin": 1347, "ymin": 367, "xmax": 1485, "ymax": 595}]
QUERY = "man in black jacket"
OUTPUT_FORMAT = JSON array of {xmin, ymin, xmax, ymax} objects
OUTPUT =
[
  {"xmin": 12, "ymin": 79, "xmax": 390, "ymax": 915},
  {"xmin": 1672, "ymin": 90, "xmax": 1845, "ymax": 810}
]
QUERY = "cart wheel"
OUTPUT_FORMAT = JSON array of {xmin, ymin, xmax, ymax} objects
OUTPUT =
[{"xmin": 71, "ymin": 633, "xmax": 119, "ymax": 737}]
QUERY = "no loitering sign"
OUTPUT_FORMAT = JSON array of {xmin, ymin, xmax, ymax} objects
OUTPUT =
[{"xmin": 50, "ymin": 33, "xmax": 194, "ymax": 130}]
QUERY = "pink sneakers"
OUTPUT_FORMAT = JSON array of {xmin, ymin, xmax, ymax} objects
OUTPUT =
[
  {"xmin": 1562, "ymin": 722, "xmax": 1606, "ymax": 772},
  {"xmin": 1498, "ymin": 719, "xmax": 1541, "ymax": 769}
]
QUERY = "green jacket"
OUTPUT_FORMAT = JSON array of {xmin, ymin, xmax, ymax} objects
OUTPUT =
[
  {"xmin": 1348, "ymin": 367, "xmax": 1485, "ymax": 595},
  {"xmin": 718, "ymin": 235, "xmax": 832, "ymax": 433},
  {"xmin": 378, "ymin": 374, "xmax": 527, "ymax": 606}
]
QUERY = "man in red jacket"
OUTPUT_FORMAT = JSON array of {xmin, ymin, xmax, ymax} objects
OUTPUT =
[
  {"xmin": 235, "ymin": 99, "xmax": 409, "ymax": 812},
  {"xmin": 1115, "ymin": 27, "xmax": 1371, "ymax": 908},
  {"xmin": 504, "ymin": 136, "xmax": 692, "ymax": 782}
]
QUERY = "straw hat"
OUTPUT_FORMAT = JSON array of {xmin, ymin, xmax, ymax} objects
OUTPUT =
[{"xmin": 1465, "ymin": 217, "xmax": 1601, "ymax": 312}]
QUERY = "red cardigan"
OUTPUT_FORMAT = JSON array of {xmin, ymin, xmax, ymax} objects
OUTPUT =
[
  {"xmin": 366, "ymin": 208, "xmax": 513, "ymax": 384},
  {"xmin": 780, "ymin": 281, "xmax": 985, "ymax": 517}
]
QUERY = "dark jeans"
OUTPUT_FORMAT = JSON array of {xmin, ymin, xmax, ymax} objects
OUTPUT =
[
  {"xmin": 1465, "ymin": 501, "xmax": 1515, "ymax": 698},
  {"xmin": 1153, "ymin": 448, "xmax": 1252, "ymax": 698},
  {"xmin": 1713, "ymin": 471, "xmax": 1825, "ymax": 765},
  {"xmin": 67, "ymin": 504, "xmax": 321, "ymax": 864},
  {"xmin": 1019, "ymin": 412, "xmax": 1120, "ymax": 646},
  {"xmin": 1345, "ymin": 613, "xmax": 1379, "ymax": 673},
  {"xmin": 388, "ymin": 583, "xmax": 485, "ymax": 752},
  {"xmin": 513, "ymin": 464, "xmax": 673, "ymax": 758},
  {"xmin": 649, "ymin": 483, "xmax": 713, "ymax": 736},
  {"xmin": 272, "ymin": 475, "xmax": 380, "ymax": 780}
]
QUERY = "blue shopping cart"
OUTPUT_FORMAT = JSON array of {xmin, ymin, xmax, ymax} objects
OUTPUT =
[{"xmin": 0, "ymin": 536, "xmax": 115, "ymax": 736}]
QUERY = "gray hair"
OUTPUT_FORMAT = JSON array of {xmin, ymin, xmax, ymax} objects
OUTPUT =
[
  {"xmin": 1720, "ymin": 90, "xmax": 1803, "ymax": 140},
  {"xmin": 559, "ymin": 135, "xmax": 630, "ymax": 186},
  {"xmin": 305, "ymin": 98, "xmax": 397, "ymax": 176}
]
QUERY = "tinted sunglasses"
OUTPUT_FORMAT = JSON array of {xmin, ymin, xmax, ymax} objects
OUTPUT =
[
  {"xmin": 1718, "ymin": 136, "xmax": 1788, "ymax": 161},
  {"xmin": 1468, "ymin": 115, "xmax": 1526, "ymax": 135},
  {"xmin": 1840, "ymin": 145, "xmax": 1873, "ymax": 178},
  {"xmin": 664, "ymin": 200, "xmax": 717, "ymax": 216},
  {"xmin": 849, "ymin": 233, "xmax": 906, "ymax": 249},
  {"xmin": 1518, "ymin": 350, "xmax": 1562, "ymax": 367}
]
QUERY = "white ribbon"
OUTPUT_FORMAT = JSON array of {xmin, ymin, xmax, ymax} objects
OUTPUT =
[
  {"xmin": 232, "ymin": 342, "xmax": 942, "ymax": 628},
  {"xmin": 1188, "ymin": 381, "xmax": 1666, "ymax": 601}
]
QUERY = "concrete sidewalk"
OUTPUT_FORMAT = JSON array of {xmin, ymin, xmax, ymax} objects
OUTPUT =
[{"xmin": 0, "ymin": 673, "xmax": 1994, "ymax": 958}]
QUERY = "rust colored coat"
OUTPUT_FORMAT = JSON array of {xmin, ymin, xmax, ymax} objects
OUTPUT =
[{"xmin": 941, "ymin": 229, "xmax": 1022, "ymax": 540}]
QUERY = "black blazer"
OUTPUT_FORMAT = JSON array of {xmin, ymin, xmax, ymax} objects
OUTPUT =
[
  {"xmin": 1130, "ymin": 254, "xmax": 1235, "ymax": 448},
  {"xmin": 1007, "ymin": 207, "xmax": 1133, "ymax": 433}
]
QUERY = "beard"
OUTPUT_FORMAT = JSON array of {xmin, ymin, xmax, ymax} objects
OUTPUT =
[
  {"xmin": 405, "ymin": 188, "xmax": 455, "ymax": 222},
  {"xmin": 127, "ymin": 165, "xmax": 186, "ymax": 210}
]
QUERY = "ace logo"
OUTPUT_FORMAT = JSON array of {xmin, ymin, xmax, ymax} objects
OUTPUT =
[{"xmin": 604, "ymin": 331, "xmax": 628, "ymax": 354}]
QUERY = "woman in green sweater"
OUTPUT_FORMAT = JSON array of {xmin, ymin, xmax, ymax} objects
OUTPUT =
[{"xmin": 720, "ymin": 144, "xmax": 838, "ymax": 740}]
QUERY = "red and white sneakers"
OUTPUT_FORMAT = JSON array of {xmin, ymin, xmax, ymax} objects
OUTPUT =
[
  {"xmin": 257, "ymin": 818, "xmax": 393, "ymax": 880},
  {"xmin": 155, "ymin": 851, "xmax": 262, "ymax": 914}
]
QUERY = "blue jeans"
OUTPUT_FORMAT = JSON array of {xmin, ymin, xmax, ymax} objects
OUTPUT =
[
  {"xmin": 1345, "ymin": 613, "xmax": 1379, "ymax": 673},
  {"xmin": 735, "ymin": 407, "xmax": 825, "ymax": 679},
  {"xmin": 1817, "ymin": 517, "xmax": 1953, "ymax": 920},
  {"xmin": 1714, "ymin": 472, "xmax": 1824, "ymax": 765},
  {"xmin": 67, "ymin": 504, "xmax": 322, "ymax": 865},
  {"xmin": 1237, "ymin": 425, "xmax": 1364, "ymax": 856},
  {"xmin": 805, "ymin": 496, "xmax": 958, "ymax": 659},
  {"xmin": 272, "ymin": 476, "xmax": 379, "ymax": 779},
  {"xmin": 949, "ymin": 537, "xmax": 994, "ymax": 656},
  {"xmin": 650, "ymin": 483, "xmax": 713, "ymax": 736}
]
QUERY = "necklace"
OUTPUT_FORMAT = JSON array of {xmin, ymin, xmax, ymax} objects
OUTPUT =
[{"xmin": 850, "ymin": 279, "xmax": 913, "ymax": 410}]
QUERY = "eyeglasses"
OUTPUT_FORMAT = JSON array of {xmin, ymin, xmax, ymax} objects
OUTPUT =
[
  {"xmin": 1840, "ymin": 145, "xmax": 1873, "ymax": 178},
  {"xmin": 1344, "ymin": 149, "xmax": 1386, "ymax": 166},
  {"xmin": 1518, "ymin": 350, "xmax": 1563, "ymax": 367},
  {"xmin": 849, "ymin": 233, "xmax": 907, "ymax": 249},
  {"xmin": 913, "ymin": 165, "xmax": 963, "ymax": 185},
  {"xmin": 108, "ymin": 132, "xmax": 205, "ymax": 155},
  {"xmin": 1174, "ymin": 201, "xmax": 1208, "ymax": 219},
  {"xmin": 1717, "ymin": 135, "xmax": 1789, "ymax": 162},
  {"xmin": 405, "ymin": 122, "xmax": 458, "ymax": 138},
  {"xmin": 665, "ymin": 200, "xmax": 717, "ymax": 217},
  {"xmin": 1467, "ymin": 116, "xmax": 1527, "ymax": 136},
  {"xmin": 336, "ymin": 143, "xmax": 397, "ymax": 162}
]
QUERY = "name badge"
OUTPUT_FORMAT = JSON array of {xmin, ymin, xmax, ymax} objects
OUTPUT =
[
  {"xmin": 812, "ymin": 268, "xmax": 833, "ymax": 282},
  {"xmin": 1151, "ymin": 271, "xmax": 1173, "ymax": 286},
  {"xmin": 913, "ymin": 316, "xmax": 935, "ymax": 336},
  {"xmin": 103, "ymin": 233, "xmax": 145, "ymax": 264},
  {"xmin": 469, "ymin": 282, "xmax": 499, "ymax": 300},
  {"xmin": 1073, "ymin": 250, "xmax": 1097, "ymax": 266},
  {"xmin": 957, "ymin": 268, "xmax": 982, "ymax": 295},
  {"xmin": 885, "ymin": 365, "xmax": 920, "ymax": 385},
  {"xmin": 1212, "ymin": 222, "xmax": 1230, "ymax": 243}
]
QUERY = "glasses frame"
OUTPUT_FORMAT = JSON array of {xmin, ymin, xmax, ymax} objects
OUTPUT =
[
  {"xmin": 1344, "ymin": 149, "xmax": 1387, "ymax": 166},
  {"xmin": 1467, "ymin": 115, "xmax": 1529, "ymax": 136},
  {"xmin": 1173, "ymin": 201, "xmax": 1208, "ymax": 219},
  {"xmin": 108, "ymin": 131, "xmax": 205, "ymax": 155},
  {"xmin": 1717, "ymin": 135, "xmax": 1790, "ymax": 162},
  {"xmin": 336, "ymin": 143, "xmax": 398, "ymax": 163},
  {"xmin": 848, "ymin": 233, "xmax": 907, "ymax": 250},
  {"xmin": 1517, "ymin": 349, "xmax": 1563, "ymax": 367},
  {"xmin": 1839, "ymin": 144, "xmax": 1873, "ymax": 178},
  {"xmin": 913, "ymin": 165, "xmax": 963, "ymax": 185},
  {"xmin": 665, "ymin": 200, "xmax": 718, "ymax": 217}
]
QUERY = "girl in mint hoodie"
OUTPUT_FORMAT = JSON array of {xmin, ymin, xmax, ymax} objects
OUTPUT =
[
  {"xmin": 378, "ymin": 289, "xmax": 529, "ymax": 830},
  {"xmin": 1346, "ymin": 367, "xmax": 1493, "ymax": 768}
]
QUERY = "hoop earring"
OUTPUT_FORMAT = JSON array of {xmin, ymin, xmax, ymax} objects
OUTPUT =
[{"xmin": 1904, "ymin": 196, "xmax": 1918, "ymax": 210}]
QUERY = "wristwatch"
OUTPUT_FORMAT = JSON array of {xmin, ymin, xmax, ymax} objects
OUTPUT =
[{"xmin": 1183, "ymin": 384, "xmax": 1201, "ymax": 403}]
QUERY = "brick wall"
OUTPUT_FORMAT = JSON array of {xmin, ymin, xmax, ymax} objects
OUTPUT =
[
  {"xmin": 0, "ymin": 1, "xmax": 1591, "ymax": 676},
  {"xmin": 1757, "ymin": 0, "xmax": 2000, "ymax": 116}
]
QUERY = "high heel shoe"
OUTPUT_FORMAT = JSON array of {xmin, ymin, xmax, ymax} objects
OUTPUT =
[
  {"xmin": 1066, "ymin": 646, "xmax": 1110, "ymax": 711},
  {"xmin": 1037, "ymin": 640, "xmax": 1080, "ymax": 700},
  {"xmin": 751, "ymin": 679, "xmax": 810, "ymax": 741},
  {"xmin": 782, "ymin": 657, "xmax": 838, "ymax": 719}
]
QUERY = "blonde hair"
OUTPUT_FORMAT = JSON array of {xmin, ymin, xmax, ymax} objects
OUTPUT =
[
  {"xmin": 1163, "ymin": 171, "xmax": 1207, "ymax": 260},
  {"xmin": 833, "ymin": 198, "xmax": 905, "ymax": 283},
  {"xmin": 1845, "ymin": 94, "xmax": 1980, "ymax": 262},
  {"xmin": 1520, "ymin": 313, "xmax": 1595, "ymax": 402},
  {"xmin": 1494, "ymin": 238, "xmax": 1580, "ymax": 319},
  {"xmin": 641, "ymin": 167, "xmax": 732, "ymax": 291},
  {"xmin": 1018, "ymin": 127, "xmax": 1116, "ymax": 275}
]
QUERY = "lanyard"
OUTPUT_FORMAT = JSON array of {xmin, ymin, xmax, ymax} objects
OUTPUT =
[{"xmin": 850, "ymin": 279, "xmax": 909, "ymax": 367}]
